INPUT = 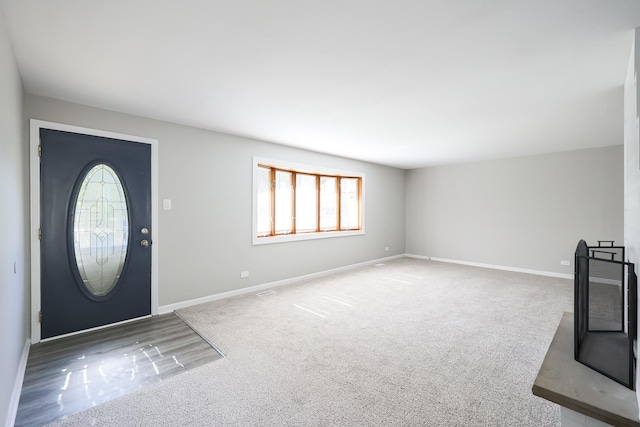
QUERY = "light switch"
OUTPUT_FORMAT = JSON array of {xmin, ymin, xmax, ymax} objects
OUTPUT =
[{"xmin": 163, "ymin": 199, "xmax": 172, "ymax": 210}]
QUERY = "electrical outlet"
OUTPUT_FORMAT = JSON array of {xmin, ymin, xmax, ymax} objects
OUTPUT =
[
  {"xmin": 561, "ymin": 260, "xmax": 571, "ymax": 266},
  {"xmin": 240, "ymin": 271, "xmax": 250, "ymax": 278}
]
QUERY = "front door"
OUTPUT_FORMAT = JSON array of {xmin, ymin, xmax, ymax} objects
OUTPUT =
[{"xmin": 40, "ymin": 128, "xmax": 152, "ymax": 339}]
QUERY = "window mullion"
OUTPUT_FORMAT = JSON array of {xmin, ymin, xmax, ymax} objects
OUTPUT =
[
  {"xmin": 315, "ymin": 175, "xmax": 321, "ymax": 232},
  {"xmin": 270, "ymin": 168, "xmax": 276, "ymax": 236},
  {"xmin": 292, "ymin": 172, "xmax": 297, "ymax": 235},
  {"xmin": 358, "ymin": 178, "xmax": 362, "ymax": 230},
  {"xmin": 335, "ymin": 176, "xmax": 341, "ymax": 231}
]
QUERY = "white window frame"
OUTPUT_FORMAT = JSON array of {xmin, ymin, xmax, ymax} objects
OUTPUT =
[{"xmin": 252, "ymin": 157, "xmax": 365, "ymax": 245}]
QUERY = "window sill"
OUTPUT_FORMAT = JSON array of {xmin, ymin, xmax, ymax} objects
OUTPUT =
[{"xmin": 252, "ymin": 229, "xmax": 364, "ymax": 245}]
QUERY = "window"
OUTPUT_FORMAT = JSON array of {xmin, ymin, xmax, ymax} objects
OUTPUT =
[
  {"xmin": 253, "ymin": 158, "xmax": 364, "ymax": 244},
  {"xmin": 320, "ymin": 176, "xmax": 337, "ymax": 231},
  {"xmin": 274, "ymin": 170, "xmax": 293, "ymax": 234},
  {"xmin": 296, "ymin": 174, "xmax": 317, "ymax": 233},
  {"xmin": 340, "ymin": 177, "xmax": 359, "ymax": 230}
]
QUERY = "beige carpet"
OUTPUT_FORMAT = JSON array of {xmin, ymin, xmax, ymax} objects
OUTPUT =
[{"xmin": 47, "ymin": 257, "xmax": 572, "ymax": 426}]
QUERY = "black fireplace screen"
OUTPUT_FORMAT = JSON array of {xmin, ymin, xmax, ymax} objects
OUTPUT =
[{"xmin": 574, "ymin": 240, "xmax": 637, "ymax": 389}]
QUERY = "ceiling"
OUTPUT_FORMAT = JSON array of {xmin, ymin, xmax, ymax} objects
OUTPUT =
[{"xmin": 2, "ymin": 0, "xmax": 640, "ymax": 169}]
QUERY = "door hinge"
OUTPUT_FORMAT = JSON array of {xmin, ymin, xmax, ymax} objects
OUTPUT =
[
  {"xmin": 38, "ymin": 228, "xmax": 42, "ymax": 240},
  {"xmin": 39, "ymin": 311, "xmax": 42, "ymax": 323},
  {"xmin": 38, "ymin": 144, "xmax": 41, "ymax": 157}
]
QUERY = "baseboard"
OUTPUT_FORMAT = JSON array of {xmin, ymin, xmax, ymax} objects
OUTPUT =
[
  {"xmin": 6, "ymin": 339, "xmax": 30, "ymax": 427},
  {"xmin": 159, "ymin": 254, "xmax": 405, "ymax": 314},
  {"xmin": 160, "ymin": 253, "xmax": 572, "ymax": 314},
  {"xmin": 406, "ymin": 254, "xmax": 573, "ymax": 280},
  {"xmin": 405, "ymin": 254, "xmax": 430, "ymax": 260}
]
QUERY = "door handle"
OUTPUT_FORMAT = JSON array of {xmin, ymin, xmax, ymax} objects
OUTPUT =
[{"xmin": 140, "ymin": 240, "xmax": 149, "ymax": 248}]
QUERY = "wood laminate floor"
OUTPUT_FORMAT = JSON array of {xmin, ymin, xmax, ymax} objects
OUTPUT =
[{"xmin": 15, "ymin": 313, "xmax": 224, "ymax": 426}]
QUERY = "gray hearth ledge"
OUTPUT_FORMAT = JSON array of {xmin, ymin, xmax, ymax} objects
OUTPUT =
[{"xmin": 533, "ymin": 312, "xmax": 640, "ymax": 427}]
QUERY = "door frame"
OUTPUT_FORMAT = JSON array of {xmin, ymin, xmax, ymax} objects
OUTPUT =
[{"xmin": 30, "ymin": 119, "xmax": 159, "ymax": 343}]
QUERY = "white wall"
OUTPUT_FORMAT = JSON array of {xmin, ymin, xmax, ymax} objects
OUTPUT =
[
  {"xmin": 406, "ymin": 146, "xmax": 624, "ymax": 275},
  {"xmin": 24, "ymin": 94, "xmax": 406, "ymax": 307},
  {"xmin": 623, "ymin": 28, "xmax": 640, "ymax": 410},
  {"xmin": 0, "ymin": 8, "xmax": 28, "ymax": 427}
]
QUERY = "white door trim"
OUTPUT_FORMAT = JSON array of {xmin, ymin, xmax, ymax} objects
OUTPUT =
[{"xmin": 30, "ymin": 119, "xmax": 159, "ymax": 343}]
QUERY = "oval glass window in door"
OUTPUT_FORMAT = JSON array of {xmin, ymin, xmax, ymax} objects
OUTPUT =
[{"xmin": 72, "ymin": 164, "xmax": 129, "ymax": 297}]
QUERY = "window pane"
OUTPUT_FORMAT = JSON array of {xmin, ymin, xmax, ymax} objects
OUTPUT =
[
  {"xmin": 340, "ymin": 178, "xmax": 359, "ymax": 230},
  {"xmin": 275, "ymin": 170, "xmax": 292, "ymax": 234},
  {"xmin": 320, "ymin": 177, "xmax": 337, "ymax": 231},
  {"xmin": 296, "ymin": 174, "xmax": 317, "ymax": 232},
  {"xmin": 73, "ymin": 164, "xmax": 128, "ymax": 297},
  {"xmin": 256, "ymin": 167, "xmax": 271, "ymax": 236}
]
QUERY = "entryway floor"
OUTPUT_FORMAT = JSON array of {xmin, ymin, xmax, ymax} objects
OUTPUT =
[{"xmin": 15, "ymin": 313, "xmax": 224, "ymax": 426}]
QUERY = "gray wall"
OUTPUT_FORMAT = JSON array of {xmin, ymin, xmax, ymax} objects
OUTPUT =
[
  {"xmin": 0, "ymin": 10, "xmax": 28, "ymax": 427},
  {"xmin": 625, "ymin": 32, "xmax": 640, "ymax": 278},
  {"xmin": 623, "ymin": 29, "xmax": 640, "ymax": 401},
  {"xmin": 25, "ymin": 94, "xmax": 406, "ymax": 307},
  {"xmin": 406, "ymin": 146, "xmax": 624, "ymax": 275}
]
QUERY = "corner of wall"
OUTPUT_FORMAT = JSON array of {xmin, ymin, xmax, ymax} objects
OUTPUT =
[
  {"xmin": 0, "ymin": 5, "xmax": 29, "ymax": 426},
  {"xmin": 622, "ymin": 26, "xmax": 640, "ymax": 415}
]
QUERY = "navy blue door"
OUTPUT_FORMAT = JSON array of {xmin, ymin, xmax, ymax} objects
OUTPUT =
[{"xmin": 40, "ymin": 129, "xmax": 151, "ymax": 339}]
